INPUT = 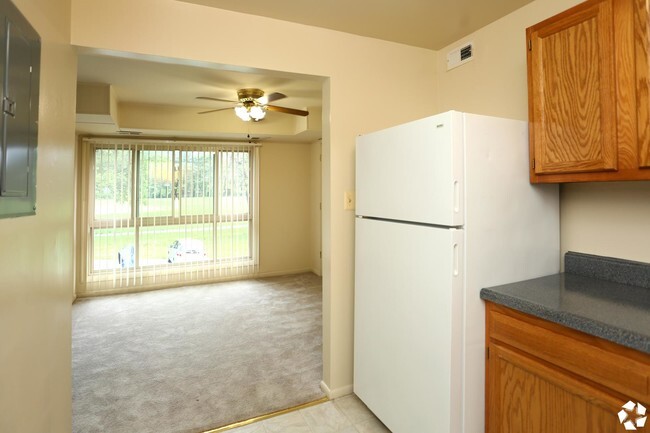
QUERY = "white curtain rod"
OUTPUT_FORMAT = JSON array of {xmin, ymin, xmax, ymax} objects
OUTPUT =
[{"xmin": 81, "ymin": 136, "xmax": 262, "ymax": 147}]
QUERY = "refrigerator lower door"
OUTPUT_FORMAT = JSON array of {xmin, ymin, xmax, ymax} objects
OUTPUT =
[{"xmin": 354, "ymin": 217, "xmax": 463, "ymax": 433}]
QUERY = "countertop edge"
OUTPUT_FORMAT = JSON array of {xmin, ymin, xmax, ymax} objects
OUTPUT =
[{"xmin": 480, "ymin": 287, "xmax": 650, "ymax": 355}]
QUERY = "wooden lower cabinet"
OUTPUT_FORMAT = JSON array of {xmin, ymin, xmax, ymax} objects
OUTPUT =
[
  {"xmin": 488, "ymin": 343, "xmax": 626, "ymax": 432},
  {"xmin": 486, "ymin": 302, "xmax": 650, "ymax": 433}
]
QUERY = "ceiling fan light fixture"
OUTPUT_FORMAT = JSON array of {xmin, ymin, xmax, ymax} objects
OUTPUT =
[
  {"xmin": 234, "ymin": 103, "xmax": 266, "ymax": 121},
  {"xmin": 249, "ymin": 105, "xmax": 266, "ymax": 121},
  {"xmin": 199, "ymin": 88, "xmax": 301, "ymax": 121},
  {"xmin": 234, "ymin": 105, "xmax": 250, "ymax": 121}
]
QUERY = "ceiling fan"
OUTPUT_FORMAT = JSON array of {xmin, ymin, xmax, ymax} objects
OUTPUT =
[{"xmin": 196, "ymin": 88, "xmax": 309, "ymax": 122}]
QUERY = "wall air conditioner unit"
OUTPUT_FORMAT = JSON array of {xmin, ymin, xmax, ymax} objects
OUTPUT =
[{"xmin": 447, "ymin": 42, "xmax": 474, "ymax": 71}]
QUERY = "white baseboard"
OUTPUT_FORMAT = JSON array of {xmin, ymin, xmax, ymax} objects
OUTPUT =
[{"xmin": 320, "ymin": 381, "xmax": 353, "ymax": 399}]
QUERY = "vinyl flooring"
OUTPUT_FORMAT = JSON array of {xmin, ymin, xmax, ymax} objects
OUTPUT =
[{"xmin": 225, "ymin": 394, "xmax": 392, "ymax": 433}]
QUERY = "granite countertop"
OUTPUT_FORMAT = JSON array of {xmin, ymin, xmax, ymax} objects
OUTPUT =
[{"xmin": 480, "ymin": 252, "xmax": 650, "ymax": 354}]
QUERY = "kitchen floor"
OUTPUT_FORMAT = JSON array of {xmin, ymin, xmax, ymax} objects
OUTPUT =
[{"xmin": 225, "ymin": 394, "xmax": 392, "ymax": 433}]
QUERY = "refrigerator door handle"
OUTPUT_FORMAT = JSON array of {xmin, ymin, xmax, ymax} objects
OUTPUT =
[
  {"xmin": 453, "ymin": 180, "xmax": 460, "ymax": 213},
  {"xmin": 453, "ymin": 242, "xmax": 460, "ymax": 276}
]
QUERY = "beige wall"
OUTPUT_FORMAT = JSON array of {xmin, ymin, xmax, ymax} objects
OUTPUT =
[
  {"xmin": 0, "ymin": 0, "xmax": 77, "ymax": 431},
  {"xmin": 561, "ymin": 182, "xmax": 650, "ymax": 263},
  {"xmin": 435, "ymin": 0, "xmax": 582, "ymax": 119},
  {"xmin": 436, "ymin": 0, "xmax": 650, "ymax": 266},
  {"xmin": 70, "ymin": 0, "xmax": 438, "ymax": 392},
  {"xmin": 259, "ymin": 142, "xmax": 313, "ymax": 276}
]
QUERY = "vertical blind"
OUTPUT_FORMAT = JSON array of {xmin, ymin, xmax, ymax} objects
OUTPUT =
[{"xmin": 79, "ymin": 138, "xmax": 259, "ymax": 294}]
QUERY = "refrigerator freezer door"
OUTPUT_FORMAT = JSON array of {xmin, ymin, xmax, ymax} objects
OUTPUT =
[
  {"xmin": 354, "ymin": 217, "xmax": 463, "ymax": 433},
  {"xmin": 356, "ymin": 111, "xmax": 464, "ymax": 226}
]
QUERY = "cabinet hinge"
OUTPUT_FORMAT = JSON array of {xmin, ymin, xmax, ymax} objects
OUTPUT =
[
  {"xmin": 528, "ymin": 39, "xmax": 532, "ymax": 51},
  {"xmin": 487, "ymin": 346, "xmax": 490, "ymax": 359},
  {"xmin": 532, "ymin": 159, "xmax": 536, "ymax": 169}
]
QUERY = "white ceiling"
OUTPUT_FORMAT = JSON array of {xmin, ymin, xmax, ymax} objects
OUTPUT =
[
  {"xmin": 177, "ymin": 0, "xmax": 535, "ymax": 50},
  {"xmin": 76, "ymin": 0, "xmax": 534, "ymax": 142},
  {"xmin": 76, "ymin": 54, "xmax": 324, "ymax": 143},
  {"xmin": 77, "ymin": 55, "xmax": 323, "ymax": 109}
]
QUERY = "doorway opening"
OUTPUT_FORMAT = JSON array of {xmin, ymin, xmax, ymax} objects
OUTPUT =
[{"xmin": 72, "ymin": 51, "xmax": 328, "ymax": 433}]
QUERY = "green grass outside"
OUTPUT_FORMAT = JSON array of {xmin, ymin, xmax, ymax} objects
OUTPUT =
[{"xmin": 93, "ymin": 221, "xmax": 249, "ymax": 269}]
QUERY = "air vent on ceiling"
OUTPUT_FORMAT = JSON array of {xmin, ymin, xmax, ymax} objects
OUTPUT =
[{"xmin": 447, "ymin": 42, "xmax": 474, "ymax": 71}]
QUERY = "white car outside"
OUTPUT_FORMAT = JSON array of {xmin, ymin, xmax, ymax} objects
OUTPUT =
[{"xmin": 167, "ymin": 239, "xmax": 208, "ymax": 264}]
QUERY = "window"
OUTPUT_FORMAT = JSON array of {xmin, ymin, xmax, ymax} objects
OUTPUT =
[{"xmin": 78, "ymin": 139, "xmax": 259, "ymax": 294}]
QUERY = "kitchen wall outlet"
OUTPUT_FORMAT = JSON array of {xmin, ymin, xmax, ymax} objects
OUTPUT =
[{"xmin": 344, "ymin": 191, "xmax": 355, "ymax": 210}]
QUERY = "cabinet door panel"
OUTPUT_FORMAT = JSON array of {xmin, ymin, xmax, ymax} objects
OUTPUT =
[
  {"xmin": 528, "ymin": 0, "xmax": 617, "ymax": 174},
  {"xmin": 636, "ymin": 0, "xmax": 650, "ymax": 167},
  {"xmin": 488, "ymin": 344, "xmax": 629, "ymax": 433}
]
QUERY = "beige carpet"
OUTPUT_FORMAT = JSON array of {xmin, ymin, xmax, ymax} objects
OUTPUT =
[{"xmin": 72, "ymin": 273, "xmax": 324, "ymax": 433}]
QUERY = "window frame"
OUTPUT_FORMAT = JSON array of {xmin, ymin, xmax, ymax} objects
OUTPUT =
[{"xmin": 78, "ymin": 139, "xmax": 258, "ymax": 282}]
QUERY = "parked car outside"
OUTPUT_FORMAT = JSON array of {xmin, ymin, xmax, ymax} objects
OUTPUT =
[
  {"xmin": 167, "ymin": 239, "xmax": 208, "ymax": 264},
  {"xmin": 117, "ymin": 245, "xmax": 135, "ymax": 268}
]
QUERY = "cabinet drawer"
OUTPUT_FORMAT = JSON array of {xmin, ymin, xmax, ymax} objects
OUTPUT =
[{"xmin": 487, "ymin": 304, "xmax": 650, "ymax": 402}]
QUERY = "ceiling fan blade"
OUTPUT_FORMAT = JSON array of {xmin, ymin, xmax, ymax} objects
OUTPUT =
[
  {"xmin": 266, "ymin": 105, "xmax": 309, "ymax": 116},
  {"xmin": 266, "ymin": 92, "xmax": 286, "ymax": 103},
  {"xmin": 197, "ymin": 107, "xmax": 233, "ymax": 114},
  {"xmin": 196, "ymin": 96, "xmax": 237, "ymax": 103}
]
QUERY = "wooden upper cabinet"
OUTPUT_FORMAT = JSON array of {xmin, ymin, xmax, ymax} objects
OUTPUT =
[
  {"xmin": 636, "ymin": 0, "xmax": 650, "ymax": 167},
  {"xmin": 527, "ymin": 0, "xmax": 650, "ymax": 182},
  {"xmin": 528, "ymin": 0, "xmax": 617, "ymax": 175}
]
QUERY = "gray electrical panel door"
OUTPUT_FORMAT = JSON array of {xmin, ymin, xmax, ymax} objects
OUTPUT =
[{"xmin": 0, "ymin": 0, "xmax": 40, "ymax": 218}]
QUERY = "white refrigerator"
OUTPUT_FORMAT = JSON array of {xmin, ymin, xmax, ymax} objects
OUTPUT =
[{"xmin": 353, "ymin": 111, "xmax": 559, "ymax": 433}]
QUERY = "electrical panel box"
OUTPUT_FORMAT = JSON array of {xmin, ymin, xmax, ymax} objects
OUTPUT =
[{"xmin": 0, "ymin": 0, "xmax": 40, "ymax": 218}]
